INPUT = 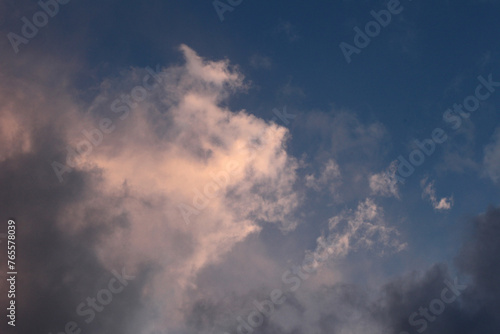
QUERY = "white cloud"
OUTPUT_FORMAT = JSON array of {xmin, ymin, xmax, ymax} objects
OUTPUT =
[
  {"xmin": 420, "ymin": 177, "xmax": 454, "ymax": 211},
  {"xmin": 369, "ymin": 160, "xmax": 400, "ymax": 198},
  {"xmin": 306, "ymin": 198, "xmax": 406, "ymax": 270}
]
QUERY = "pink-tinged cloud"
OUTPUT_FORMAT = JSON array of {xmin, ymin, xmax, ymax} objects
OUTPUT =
[{"xmin": 40, "ymin": 45, "xmax": 301, "ymax": 329}]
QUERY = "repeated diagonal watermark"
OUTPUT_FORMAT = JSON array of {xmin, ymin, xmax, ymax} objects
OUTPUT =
[{"xmin": 339, "ymin": 0, "xmax": 411, "ymax": 64}]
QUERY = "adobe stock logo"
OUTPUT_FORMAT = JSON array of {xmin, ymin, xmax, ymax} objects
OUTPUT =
[
  {"xmin": 339, "ymin": 0, "xmax": 409, "ymax": 64},
  {"xmin": 394, "ymin": 74, "xmax": 499, "ymax": 183},
  {"xmin": 213, "ymin": 0, "xmax": 244, "ymax": 22},
  {"xmin": 48, "ymin": 267, "xmax": 134, "ymax": 334},
  {"xmin": 7, "ymin": 0, "xmax": 72, "ymax": 54},
  {"xmin": 400, "ymin": 278, "xmax": 467, "ymax": 334}
]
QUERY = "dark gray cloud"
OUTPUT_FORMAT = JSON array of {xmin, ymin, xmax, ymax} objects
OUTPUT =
[{"xmin": 0, "ymin": 117, "xmax": 153, "ymax": 334}]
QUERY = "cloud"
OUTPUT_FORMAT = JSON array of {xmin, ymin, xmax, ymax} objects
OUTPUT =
[
  {"xmin": 306, "ymin": 198, "xmax": 406, "ymax": 271},
  {"xmin": 302, "ymin": 111, "xmax": 388, "ymax": 159},
  {"xmin": 298, "ymin": 110, "xmax": 390, "ymax": 202},
  {"xmin": 65, "ymin": 44, "xmax": 303, "ymax": 329},
  {"xmin": 296, "ymin": 110, "xmax": 392, "ymax": 205},
  {"xmin": 249, "ymin": 54, "xmax": 272, "ymax": 69},
  {"xmin": 275, "ymin": 20, "xmax": 300, "ymax": 42},
  {"xmin": 421, "ymin": 177, "xmax": 454, "ymax": 211},
  {"xmin": 369, "ymin": 160, "xmax": 400, "ymax": 198},
  {"xmin": 277, "ymin": 76, "xmax": 305, "ymax": 99},
  {"xmin": 0, "ymin": 63, "xmax": 150, "ymax": 334},
  {"xmin": 437, "ymin": 118, "xmax": 479, "ymax": 175},
  {"xmin": 457, "ymin": 205, "xmax": 500, "ymax": 302},
  {"xmin": 305, "ymin": 159, "xmax": 341, "ymax": 194}
]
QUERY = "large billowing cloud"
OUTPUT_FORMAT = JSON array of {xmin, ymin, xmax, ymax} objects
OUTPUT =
[
  {"xmin": 0, "ymin": 44, "xmax": 303, "ymax": 333},
  {"xmin": 54, "ymin": 44, "xmax": 303, "ymax": 331}
]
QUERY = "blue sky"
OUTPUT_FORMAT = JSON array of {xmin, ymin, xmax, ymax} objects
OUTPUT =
[{"xmin": 1, "ymin": 1, "xmax": 500, "ymax": 334}]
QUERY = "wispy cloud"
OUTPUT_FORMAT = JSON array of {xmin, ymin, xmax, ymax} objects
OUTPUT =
[
  {"xmin": 306, "ymin": 198, "xmax": 406, "ymax": 270},
  {"xmin": 249, "ymin": 54, "xmax": 272, "ymax": 69},
  {"xmin": 275, "ymin": 20, "xmax": 300, "ymax": 42},
  {"xmin": 421, "ymin": 177, "xmax": 454, "ymax": 211},
  {"xmin": 369, "ymin": 160, "xmax": 400, "ymax": 198},
  {"xmin": 305, "ymin": 159, "xmax": 341, "ymax": 194}
]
